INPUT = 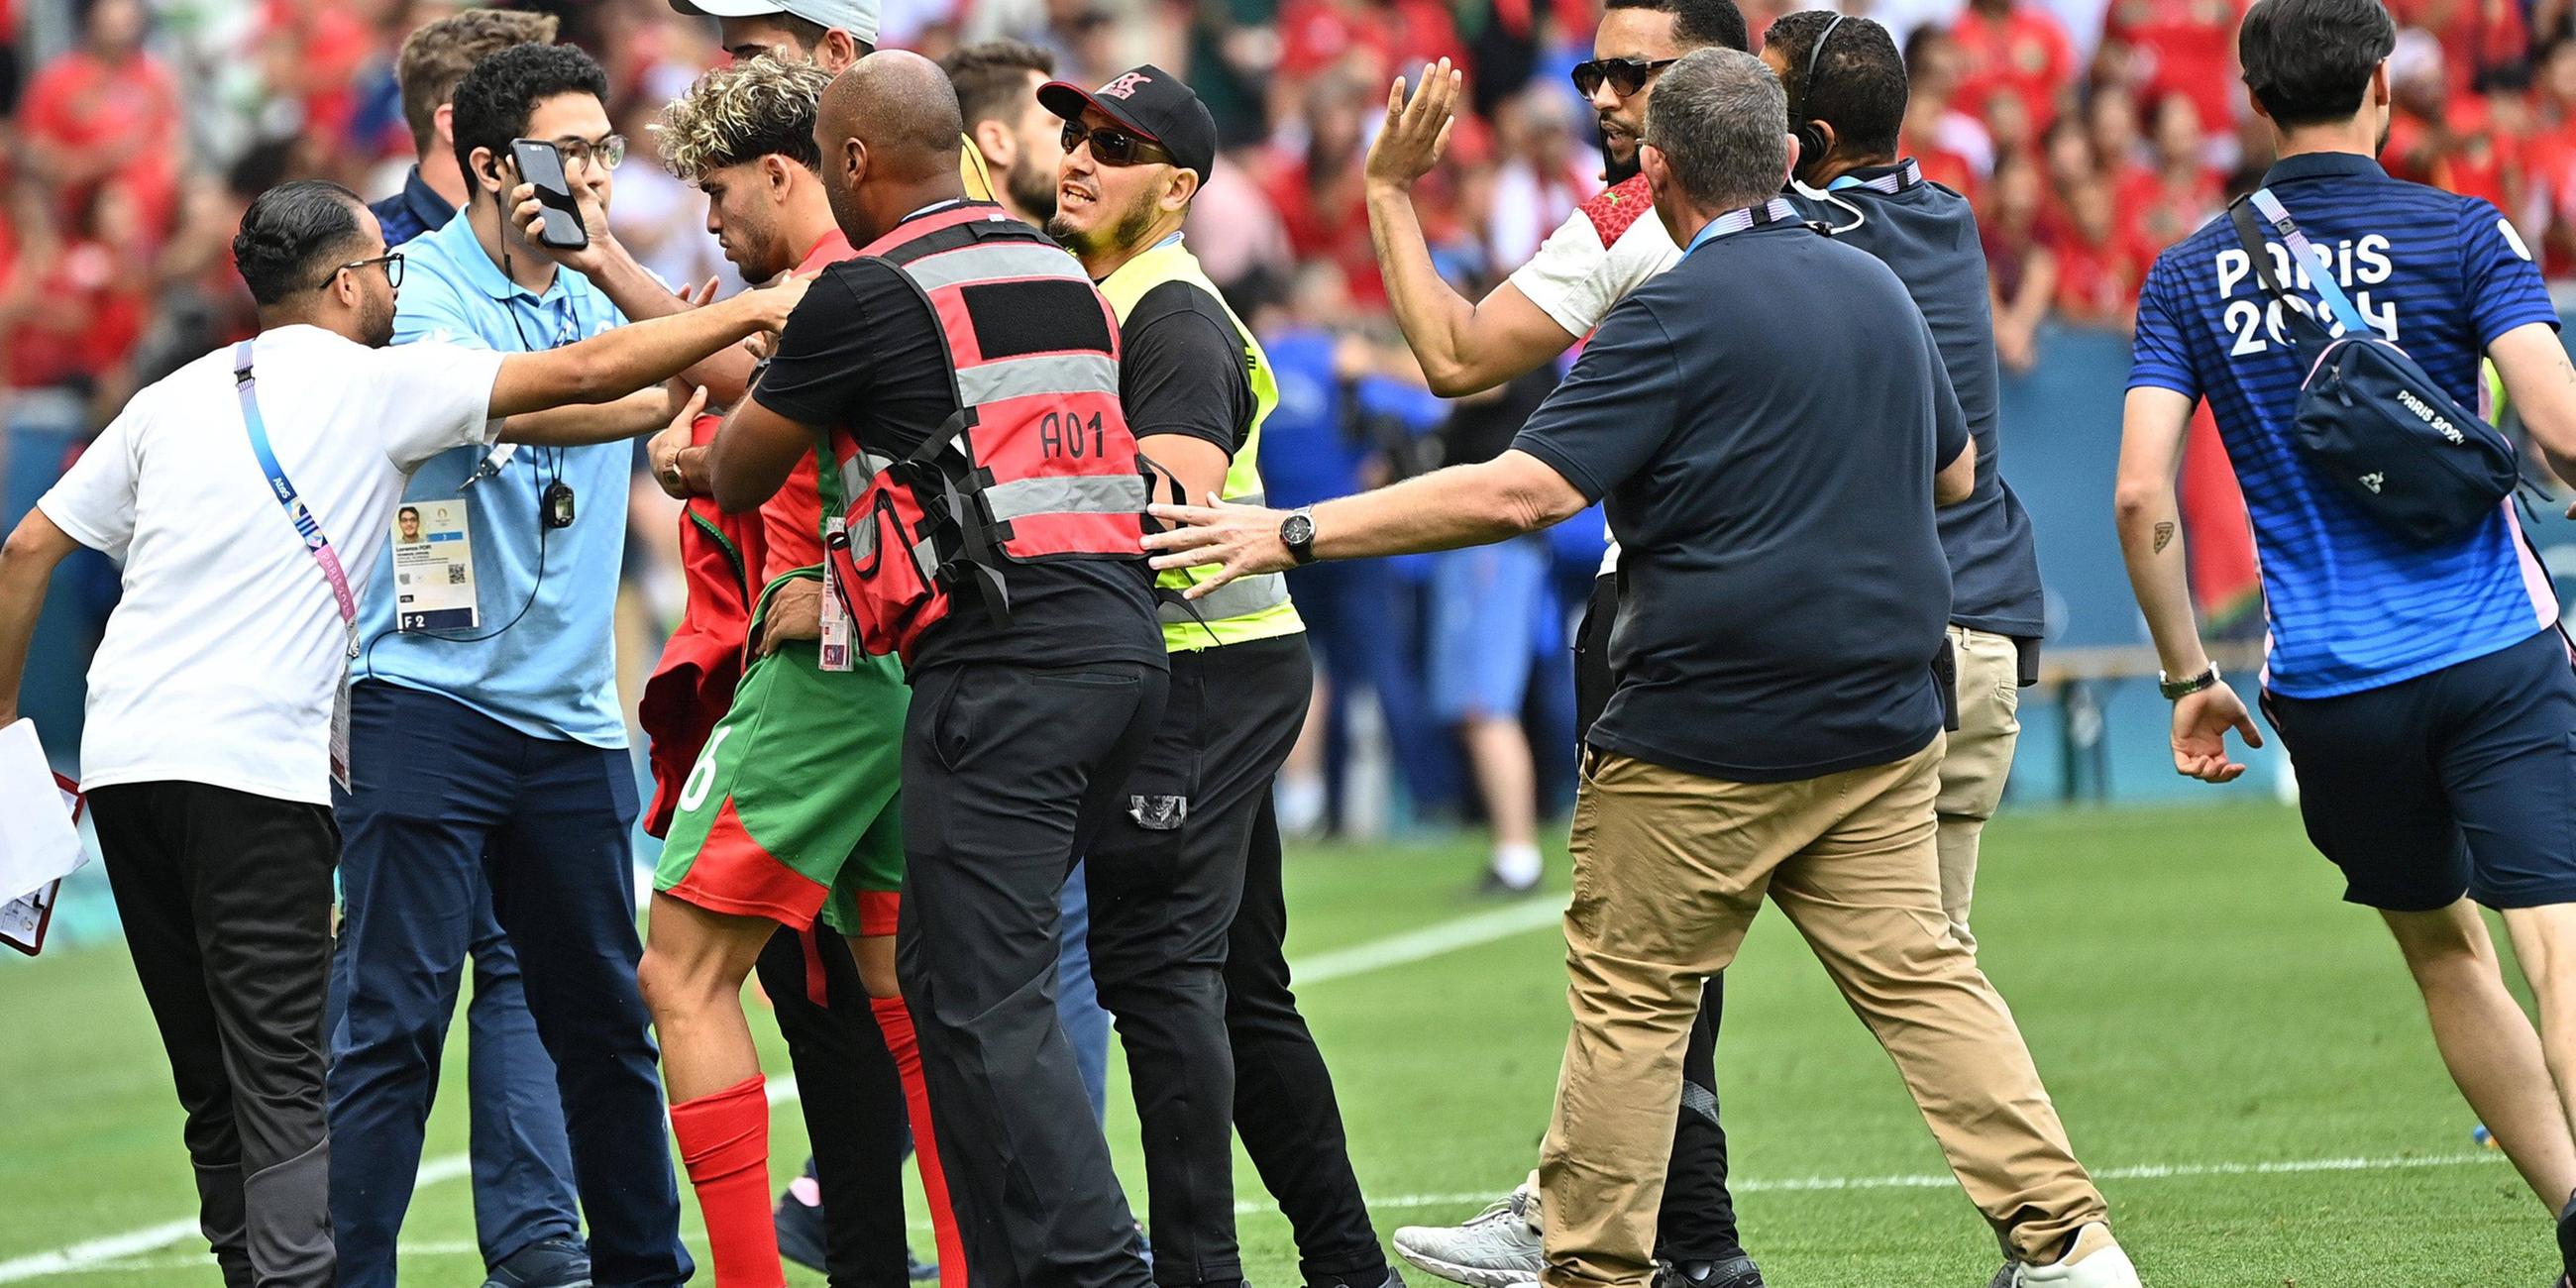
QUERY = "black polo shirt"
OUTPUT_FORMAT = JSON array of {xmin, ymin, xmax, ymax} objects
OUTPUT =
[
  {"xmin": 751, "ymin": 203, "xmax": 1165, "ymax": 675},
  {"xmin": 1789, "ymin": 161, "xmax": 2044, "ymax": 637},
  {"xmin": 1511, "ymin": 214, "xmax": 1962, "ymax": 783}
]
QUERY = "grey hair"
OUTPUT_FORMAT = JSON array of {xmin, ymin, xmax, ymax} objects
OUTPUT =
[{"xmin": 1641, "ymin": 48, "xmax": 1789, "ymax": 212}]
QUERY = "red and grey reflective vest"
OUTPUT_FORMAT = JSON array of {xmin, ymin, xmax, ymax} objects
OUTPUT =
[{"xmin": 822, "ymin": 202, "xmax": 1149, "ymax": 664}]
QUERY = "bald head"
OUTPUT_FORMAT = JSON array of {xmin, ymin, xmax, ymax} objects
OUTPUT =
[
  {"xmin": 814, "ymin": 50, "xmax": 971, "ymax": 246},
  {"xmin": 821, "ymin": 51, "xmax": 964, "ymax": 183}
]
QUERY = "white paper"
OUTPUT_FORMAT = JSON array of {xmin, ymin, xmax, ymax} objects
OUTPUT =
[{"xmin": 0, "ymin": 720, "xmax": 86, "ymax": 904}]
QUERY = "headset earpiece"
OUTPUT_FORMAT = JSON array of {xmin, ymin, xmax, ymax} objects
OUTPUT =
[{"xmin": 1794, "ymin": 14, "xmax": 1848, "ymax": 181}]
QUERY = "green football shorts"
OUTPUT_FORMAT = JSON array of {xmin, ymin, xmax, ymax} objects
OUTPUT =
[{"xmin": 655, "ymin": 568, "xmax": 910, "ymax": 936}]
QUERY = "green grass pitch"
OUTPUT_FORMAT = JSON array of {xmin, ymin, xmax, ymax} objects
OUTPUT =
[{"xmin": 0, "ymin": 803, "xmax": 2561, "ymax": 1286}]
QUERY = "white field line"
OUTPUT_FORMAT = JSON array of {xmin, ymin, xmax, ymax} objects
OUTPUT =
[{"xmin": 0, "ymin": 898, "xmax": 1564, "ymax": 1281}]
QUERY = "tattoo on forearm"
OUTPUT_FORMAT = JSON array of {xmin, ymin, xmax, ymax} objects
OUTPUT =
[{"xmin": 2153, "ymin": 521, "xmax": 2176, "ymax": 554}]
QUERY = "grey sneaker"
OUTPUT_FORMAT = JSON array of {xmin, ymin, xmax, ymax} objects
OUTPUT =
[{"xmin": 1393, "ymin": 1187, "xmax": 1544, "ymax": 1288}]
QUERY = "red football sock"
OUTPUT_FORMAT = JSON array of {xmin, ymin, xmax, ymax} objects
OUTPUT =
[
  {"xmin": 872, "ymin": 992, "xmax": 967, "ymax": 1288},
  {"xmin": 670, "ymin": 1074, "xmax": 785, "ymax": 1288}
]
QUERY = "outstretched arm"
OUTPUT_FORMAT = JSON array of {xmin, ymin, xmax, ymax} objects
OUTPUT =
[
  {"xmin": 1142, "ymin": 450, "xmax": 1589, "ymax": 594},
  {"xmin": 486, "ymin": 276, "xmax": 805, "ymax": 422},
  {"xmin": 1364, "ymin": 61, "xmax": 1579, "ymax": 396}
]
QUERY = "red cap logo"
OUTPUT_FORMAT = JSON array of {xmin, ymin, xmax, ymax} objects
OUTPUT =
[{"xmin": 1099, "ymin": 71, "xmax": 1152, "ymax": 100}]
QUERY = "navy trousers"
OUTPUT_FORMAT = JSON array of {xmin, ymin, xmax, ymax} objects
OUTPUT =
[
  {"xmin": 322, "ymin": 892, "xmax": 582, "ymax": 1271},
  {"xmin": 326, "ymin": 683, "xmax": 691, "ymax": 1287}
]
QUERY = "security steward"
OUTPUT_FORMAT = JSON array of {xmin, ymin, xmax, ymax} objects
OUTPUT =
[
  {"xmin": 1042, "ymin": 66, "xmax": 1394, "ymax": 1288},
  {"xmin": 699, "ymin": 53, "xmax": 1168, "ymax": 1288}
]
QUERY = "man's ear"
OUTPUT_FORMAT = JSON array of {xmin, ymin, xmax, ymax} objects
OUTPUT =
[
  {"xmin": 470, "ymin": 146, "xmax": 506, "ymax": 196},
  {"xmin": 1641, "ymin": 140, "xmax": 1668, "ymax": 192},
  {"xmin": 1811, "ymin": 120, "xmax": 1837, "ymax": 168},
  {"xmin": 974, "ymin": 117, "xmax": 1016, "ymax": 169},
  {"xmin": 762, "ymin": 153, "xmax": 796, "ymax": 196},
  {"xmin": 2371, "ymin": 60, "xmax": 2392, "ymax": 108},
  {"xmin": 434, "ymin": 103, "xmax": 456, "ymax": 153},
  {"xmin": 1781, "ymin": 133, "xmax": 1801, "ymax": 188},
  {"xmin": 821, "ymin": 28, "xmax": 861, "ymax": 70},
  {"xmin": 842, "ymin": 136, "xmax": 870, "ymax": 188},
  {"xmin": 2244, "ymin": 78, "xmax": 2273, "ymax": 125},
  {"xmin": 1163, "ymin": 167, "xmax": 1201, "ymax": 213}
]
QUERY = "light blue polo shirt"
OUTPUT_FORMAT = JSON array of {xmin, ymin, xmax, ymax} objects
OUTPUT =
[{"xmin": 357, "ymin": 208, "xmax": 637, "ymax": 748}]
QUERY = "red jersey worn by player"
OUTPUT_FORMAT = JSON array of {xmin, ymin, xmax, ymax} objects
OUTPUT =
[
  {"xmin": 1950, "ymin": 3, "xmax": 2077, "ymax": 134},
  {"xmin": 1507, "ymin": 173, "xmax": 1679, "ymax": 341},
  {"xmin": 640, "ymin": 410, "xmax": 768, "ymax": 837}
]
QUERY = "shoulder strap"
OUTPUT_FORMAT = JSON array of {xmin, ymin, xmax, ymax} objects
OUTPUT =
[
  {"xmin": 2234, "ymin": 188, "xmax": 2376, "ymax": 339},
  {"xmin": 234, "ymin": 339, "xmax": 362, "ymax": 660}
]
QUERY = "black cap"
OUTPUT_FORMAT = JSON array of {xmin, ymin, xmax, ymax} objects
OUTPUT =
[{"xmin": 1038, "ymin": 64, "xmax": 1218, "ymax": 182}]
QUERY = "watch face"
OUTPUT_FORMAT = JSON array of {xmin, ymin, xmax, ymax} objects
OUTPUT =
[{"xmin": 1283, "ymin": 514, "xmax": 1315, "ymax": 547}]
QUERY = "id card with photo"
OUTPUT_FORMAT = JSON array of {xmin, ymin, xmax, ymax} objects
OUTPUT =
[{"xmin": 392, "ymin": 499, "xmax": 479, "ymax": 631}]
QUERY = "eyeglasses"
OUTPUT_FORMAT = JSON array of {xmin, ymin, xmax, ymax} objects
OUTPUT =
[
  {"xmin": 1570, "ymin": 56, "xmax": 1680, "ymax": 98},
  {"xmin": 557, "ymin": 134, "xmax": 628, "ymax": 171},
  {"xmin": 1061, "ymin": 120, "xmax": 1172, "ymax": 167},
  {"xmin": 320, "ymin": 252, "xmax": 404, "ymax": 291}
]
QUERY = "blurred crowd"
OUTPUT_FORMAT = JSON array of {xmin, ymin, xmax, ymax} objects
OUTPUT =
[{"xmin": 0, "ymin": 0, "xmax": 2571, "ymax": 834}]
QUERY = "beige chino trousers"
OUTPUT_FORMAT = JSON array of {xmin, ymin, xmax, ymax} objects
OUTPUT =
[{"xmin": 1536, "ymin": 738, "xmax": 2102, "ymax": 1288}]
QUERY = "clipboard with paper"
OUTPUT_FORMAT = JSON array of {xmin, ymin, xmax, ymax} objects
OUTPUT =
[{"xmin": 0, "ymin": 719, "xmax": 90, "ymax": 956}]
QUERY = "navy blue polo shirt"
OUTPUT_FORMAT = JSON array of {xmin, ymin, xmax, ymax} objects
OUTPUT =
[
  {"xmin": 2130, "ymin": 152, "xmax": 2562, "ymax": 698},
  {"xmin": 1512, "ymin": 212, "xmax": 1964, "ymax": 783},
  {"xmin": 1790, "ymin": 161, "xmax": 2044, "ymax": 637},
  {"xmin": 370, "ymin": 166, "xmax": 456, "ymax": 250}
]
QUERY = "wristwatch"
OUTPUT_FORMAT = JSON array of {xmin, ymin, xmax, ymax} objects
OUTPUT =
[
  {"xmin": 2158, "ymin": 663, "xmax": 2220, "ymax": 700},
  {"xmin": 1280, "ymin": 508, "xmax": 1318, "ymax": 566}
]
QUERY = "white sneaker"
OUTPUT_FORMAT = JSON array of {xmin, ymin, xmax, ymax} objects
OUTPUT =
[
  {"xmin": 1393, "ymin": 1186, "xmax": 1545, "ymax": 1288},
  {"xmin": 1987, "ymin": 1224, "xmax": 2141, "ymax": 1288}
]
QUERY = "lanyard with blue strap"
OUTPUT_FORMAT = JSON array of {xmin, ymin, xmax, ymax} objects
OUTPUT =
[
  {"xmin": 2244, "ymin": 187, "xmax": 2376, "ymax": 339},
  {"xmin": 234, "ymin": 337, "xmax": 359, "ymax": 787},
  {"xmin": 1682, "ymin": 196, "xmax": 1801, "ymax": 258}
]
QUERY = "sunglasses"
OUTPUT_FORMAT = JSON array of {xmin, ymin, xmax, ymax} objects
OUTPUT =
[
  {"xmin": 1570, "ymin": 56, "xmax": 1679, "ymax": 98},
  {"xmin": 320, "ymin": 252, "xmax": 404, "ymax": 291},
  {"xmin": 1061, "ymin": 119, "xmax": 1173, "ymax": 167}
]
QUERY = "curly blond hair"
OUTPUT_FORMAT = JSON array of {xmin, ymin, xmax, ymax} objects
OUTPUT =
[{"xmin": 654, "ymin": 59, "xmax": 833, "ymax": 183}]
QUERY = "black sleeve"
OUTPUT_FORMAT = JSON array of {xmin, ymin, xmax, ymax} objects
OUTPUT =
[
  {"xmin": 1120, "ymin": 280, "xmax": 1253, "ymax": 456},
  {"xmin": 1922, "ymin": 310, "xmax": 1970, "ymax": 471},
  {"xmin": 751, "ymin": 262, "xmax": 882, "ymax": 428}
]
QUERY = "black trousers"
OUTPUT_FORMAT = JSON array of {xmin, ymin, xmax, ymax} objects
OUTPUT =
[
  {"xmin": 756, "ymin": 924, "xmax": 913, "ymax": 1288},
  {"xmin": 92, "ymin": 780, "xmax": 339, "ymax": 1288},
  {"xmin": 1228, "ymin": 772, "xmax": 1388, "ymax": 1286},
  {"xmin": 1571, "ymin": 573, "xmax": 1744, "ymax": 1262},
  {"xmin": 898, "ymin": 658, "xmax": 1168, "ymax": 1288},
  {"xmin": 1087, "ymin": 636, "xmax": 1313, "ymax": 1288}
]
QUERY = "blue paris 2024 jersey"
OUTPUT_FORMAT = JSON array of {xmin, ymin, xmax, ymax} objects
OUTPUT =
[{"xmin": 2128, "ymin": 152, "xmax": 2564, "ymax": 698}]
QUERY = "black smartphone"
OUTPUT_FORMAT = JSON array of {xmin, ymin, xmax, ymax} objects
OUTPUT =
[{"xmin": 510, "ymin": 139, "xmax": 589, "ymax": 251}]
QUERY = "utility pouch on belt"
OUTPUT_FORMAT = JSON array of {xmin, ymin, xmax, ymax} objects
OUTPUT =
[
  {"xmin": 2227, "ymin": 190, "xmax": 2523, "ymax": 547},
  {"xmin": 1934, "ymin": 635, "xmax": 1961, "ymax": 733}
]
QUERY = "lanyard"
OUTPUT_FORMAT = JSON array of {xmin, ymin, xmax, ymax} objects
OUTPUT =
[
  {"xmin": 233, "ymin": 339, "xmax": 361, "ymax": 661},
  {"xmin": 1827, "ymin": 158, "xmax": 1924, "ymax": 194},
  {"xmin": 2245, "ymin": 187, "xmax": 2374, "ymax": 338},
  {"xmin": 1682, "ymin": 197, "xmax": 1800, "ymax": 258}
]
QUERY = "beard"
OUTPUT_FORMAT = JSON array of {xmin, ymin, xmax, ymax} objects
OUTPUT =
[
  {"xmin": 1599, "ymin": 122, "xmax": 1642, "ymax": 184},
  {"xmin": 1046, "ymin": 189, "xmax": 1159, "ymax": 260},
  {"xmin": 1008, "ymin": 162, "xmax": 1057, "ymax": 222},
  {"xmin": 360, "ymin": 290, "xmax": 397, "ymax": 348}
]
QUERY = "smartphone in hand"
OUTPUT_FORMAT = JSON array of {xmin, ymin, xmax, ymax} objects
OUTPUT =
[{"xmin": 510, "ymin": 139, "xmax": 589, "ymax": 251}]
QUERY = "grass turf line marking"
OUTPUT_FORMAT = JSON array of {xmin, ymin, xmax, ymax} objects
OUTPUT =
[{"xmin": 0, "ymin": 897, "xmax": 1566, "ymax": 1281}]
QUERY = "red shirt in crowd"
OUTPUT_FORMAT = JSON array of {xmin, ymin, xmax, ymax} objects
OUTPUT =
[
  {"xmin": 2050, "ymin": 224, "xmax": 2151, "ymax": 325},
  {"xmin": 1277, "ymin": 0, "xmax": 1460, "ymax": 82},
  {"xmin": 262, "ymin": 0, "xmax": 375, "ymax": 144},
  {"xmin": 2118, "ymin": 162, "xmax": 2221, "ymax": 254},
  {"xmin": 6, "ymin": 238, "xmax": 146, "ymax": 389},
  {"xmin": 18, "ymin": 46, "xmax": 182, "ymax": 235},
  {"xmin": 2390, "ymin": 0, "xmax": 2529, "ymax": 98},
  {"xmin": 2102, "ymin": 0, "xmax": 2244, "ymax": 139},
  {"xmin": 1951, "ymin": 4, "xmax": 2078, "ymax": 133},
  {"xmin": 1259, "ymin": 149, "xmax": 1384, "ymax": 306}
]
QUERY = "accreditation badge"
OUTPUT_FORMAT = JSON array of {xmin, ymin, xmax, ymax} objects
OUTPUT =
[
  {"xmin": 392, "ymin": 499, "xmax": 480, "ymax": 632},
  {"xmin": 818, "ymin": 517, "xmax": 854, "ymax": 673}
]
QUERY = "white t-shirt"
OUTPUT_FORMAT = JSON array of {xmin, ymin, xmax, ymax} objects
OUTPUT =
[
  {"xmin": 39, "ymin": 325, "xmax": 506, "ymax": 805},
  {"xmin": 1507, "ymin": 172, "xmax": 1682, "ymax": 342},
  {"xmin": 1505, "ymin": 173, "xmax": 1683, "ymax": 576}
]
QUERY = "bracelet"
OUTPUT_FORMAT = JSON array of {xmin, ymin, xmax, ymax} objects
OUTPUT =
[{"xmin": 2158, "ymin": 663, "xmax": 2220, "ymax": 701}]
